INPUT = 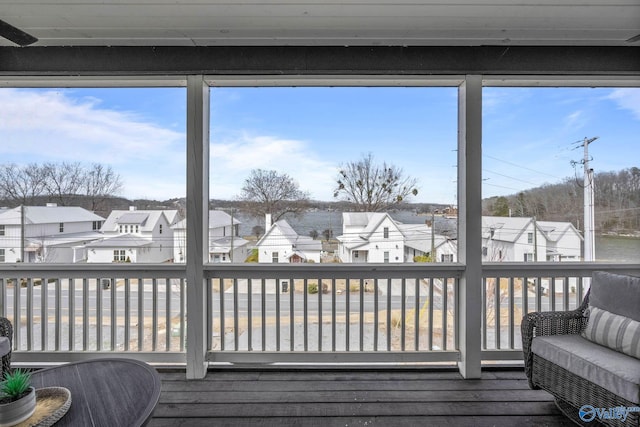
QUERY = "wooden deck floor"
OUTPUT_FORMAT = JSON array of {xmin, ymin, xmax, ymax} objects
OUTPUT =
[{"xmin": 148, "ymin": 368, "xmax": 574, "ymax": 426}]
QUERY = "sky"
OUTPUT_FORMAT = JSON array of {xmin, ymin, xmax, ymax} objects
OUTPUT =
[{"xmin": 0, "ymin": 85, "xmax": 638, "ymax": 204}]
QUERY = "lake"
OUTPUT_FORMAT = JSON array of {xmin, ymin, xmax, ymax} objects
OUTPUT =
[{"xmin": 234, "ymin": 210, "xmax": 640, "ymax": 263}]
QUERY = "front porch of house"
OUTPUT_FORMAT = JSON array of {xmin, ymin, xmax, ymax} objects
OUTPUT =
[{"xmin": 150, "ymin": 367, "xmax": 571, "ymax": 426}]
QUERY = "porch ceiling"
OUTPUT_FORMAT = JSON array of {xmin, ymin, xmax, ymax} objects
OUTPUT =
[{"xmin": 1, "ymin": 1, "xmax": 639, "ymax": 48}]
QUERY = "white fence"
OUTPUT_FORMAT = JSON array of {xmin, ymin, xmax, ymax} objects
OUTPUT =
[{"xmin": 1, "ymin": 263, "xmax": 638, "ymax": 368}]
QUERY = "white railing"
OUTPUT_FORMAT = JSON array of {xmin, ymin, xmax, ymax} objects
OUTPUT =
[
  {"xmin": 205, "ymin": 264, "xmax": 462, "ymax": 364},
  {"xmin": 0, "ymin": 264, "xmax": 187, "ymax": 364},
  {"xmin": 1, "ymin": 263, "xmax": 638, "ymax": 367}
]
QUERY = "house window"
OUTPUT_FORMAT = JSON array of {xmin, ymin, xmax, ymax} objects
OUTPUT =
[
  {"xmin": 354, "ymin": 251, "xmax": 359, "ymax": 259},
  {"xmin": 93, "ymin": 221, "xmax": 101, "ymax": 230},
  {"xmin": 113, "ymin": 250, "xmax": 126, "ymax": 262},
  {"xmin": 384, "ymin": 251, "xmax": 389, "ymax": 263},
  {"xmin": 383, "ymin": 227, "xmax": 389, "ymax": 238},
  {"xmin": 159, "ymin": 224, "xmax": 163, "ymax": 234},
  {"xmin": 441, "ymin": 254, "xmax": 454, "ymax": 263},
  {"xmin": 527, "ymin": 233, "xmax": 533, "ymax": 244},
  {"xmin": 135, "ymin": 225, "xmax": 139, "ymax": 233},
  {"xmin": 59, "ymin": 222, "xmax": 64, "ymax": 232},
  {"xmin": 0, "ymin": 249, "xmax": 4, "ymax": 262},
  {"xmin": 272, "ymin": 251, "xmax": 278, "ymax": 263},
  {"xmin": 119, "ymin": 225, "xmax": 123, "ymax": 233},
  {"xmin": 524, "ymin": 253, "xmax": 534, "ymax": 262},
  {"xmin": 0, "ymin": 225, "xmax": 4, "ymax": 236}
]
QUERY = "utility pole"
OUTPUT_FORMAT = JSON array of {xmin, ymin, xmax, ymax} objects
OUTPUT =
[
  {"xmin": 229, "ymin": 208, "xmax": 234, "ymax": 263},
  {"xmin": 533, "ymin": 216, "xmax": 538, "ymax": 261},
  {"xmin": 430, "ymin": 212, "xmax": 436, "ymax": 262},
  {"xmin": 20, "ymin": 205, "xmax": 25, "ymax": 262},
  {"xmin": 580, "ymin": 137, "xmax": 598, "ymax": 261}
]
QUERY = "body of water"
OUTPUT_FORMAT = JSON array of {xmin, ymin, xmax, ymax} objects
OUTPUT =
[{"xmin": 235, "ymin": 210, "xmax": 640, "ymax": 263}]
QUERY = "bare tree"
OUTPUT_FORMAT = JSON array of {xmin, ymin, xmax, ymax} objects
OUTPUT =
[
  {"xmin": 43, "ymin": 161, "xmax": 84, "ymax": 205},
  {"xmin": 334, "ymin": 153, "xmax": 418, "ymax": 212},
  {"xmin": 0, "ymin": 163, "xmax": 49, "ymax": 204},
  {"xmin": 0, "ymin": 162, "xmax": 123, "ymax": 210},
  {"xmin": 82, "ymin": 163, "xmax": 123, "ymax": 212},
  {"xmin": 238, "ymin": 169, "xmax": 310, "ymax": 222}
]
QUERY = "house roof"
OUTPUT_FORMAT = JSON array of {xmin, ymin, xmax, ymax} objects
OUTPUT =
[
  {"xmin": 101, "ymin": 209, "xmax": 179, "ymax": 233},
  {"xmin": 172, "ymin": 210, "xmax": 240, "ymax": 230},
  {"xmin": 84, "ymin": 234, "xmax": 153, "ymax": 249},
  {"xmin": 537, "ymin": 220, "xmax": 584, "ymax": 242},
  {"xmin": 397, "ymin": 223, "xmax": 450, "ymax": 253},
  {"xmin": 117, "ymin": 212, "xmax": 150, "ymax": 225},
  {"xmin": 482, "ymin": 216, "xmax": 534, "ymax": 243},
  {"xmin": 25, "ymin": 231, "xmax": 105, "ymax": 248},
  {"xmin": 341, "ymin": 212, "xmax": 402, "ymax": 241},
  {"xmin": 256, "ymin": 219, "xmax": 322, "ymax": 252},
  {"xmin": 0, "ymin": 206, "xmax": 104, "ymax": 225},
  {"xmin": 209, "ymin": 236, "xmax": 249, "ymax": 253}
]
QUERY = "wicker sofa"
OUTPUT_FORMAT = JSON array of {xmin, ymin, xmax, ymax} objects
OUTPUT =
[
  {"xmin": 522, "ymin": 271, "xmax": 640, "ymax": 427},
  {"xmin": 0, "ymin": 316, "xmax": 12, "ymax": 377}
]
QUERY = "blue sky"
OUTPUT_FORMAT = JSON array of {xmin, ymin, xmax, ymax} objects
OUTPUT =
[{"xmin": 0, "ymin": 85, "xmax": 638, "ymax": 204}]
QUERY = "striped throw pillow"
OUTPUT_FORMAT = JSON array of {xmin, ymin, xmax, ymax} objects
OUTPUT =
[{"xmin": 582, "ymin": 305, "xmax": 640, "ymax": 359}]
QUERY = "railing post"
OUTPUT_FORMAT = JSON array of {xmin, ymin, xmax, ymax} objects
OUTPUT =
[
  {"xmin": 185, "ymin": 75, "xmax": 209, "ymax": 379},
  {"xmin": 457, "ymin": 75, "xmax": 483, "ymax": 379}
]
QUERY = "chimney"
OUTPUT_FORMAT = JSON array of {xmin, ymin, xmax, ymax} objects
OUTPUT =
[{"xmin": 265, "ymin": 213, "xmax": 272, "ymax": 227}]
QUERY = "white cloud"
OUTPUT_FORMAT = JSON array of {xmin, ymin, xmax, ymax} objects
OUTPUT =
[
  {"xmin": 0, "ymin": 88, "xmax": 186, "ymax": 200},
  {"xmin": 563, "ymin": 110, "xmax": 586, "ymax": 131},
  {"xmin": 210, "ymin": 133, "xmax": 336, "ymax": 200},
  {"xmin": 607, "ymin": 88, "xmax": 640, "ymax": 120}
]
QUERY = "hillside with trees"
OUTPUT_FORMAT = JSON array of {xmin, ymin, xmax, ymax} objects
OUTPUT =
[{"xmin": 483, "ymin": 167, "xmax": 640, "ymax": 235}]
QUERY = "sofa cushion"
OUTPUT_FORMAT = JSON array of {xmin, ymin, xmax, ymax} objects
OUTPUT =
[
  {"xmin": 0, "ymin": 336, "xmax": 9, "ymax": 358},
  {"xmin": 591, "ymin": 271, "xmax": 640, "ymax": 322},
  {"xmin": 582, "ymin": 305, "xmax": 640, "ymax": 359},
  {"xmin": 532, "ymin": 334, "xmax": 640, "ymax": 404}
]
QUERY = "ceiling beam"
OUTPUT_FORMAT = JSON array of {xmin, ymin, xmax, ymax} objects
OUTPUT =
[{"xmin": 1, "ymin": 46, "xmax": 638, "ymax": 76}]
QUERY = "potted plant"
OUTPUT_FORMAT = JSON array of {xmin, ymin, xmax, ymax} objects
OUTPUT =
[{"xmin": 0, "ymin": 369, "xmax": 36, "ymax": 427}]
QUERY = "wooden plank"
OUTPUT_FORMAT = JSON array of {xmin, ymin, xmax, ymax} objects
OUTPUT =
[
  {"xmin": 152, "ymin": 401, "xmax": 561, "ymax": 417},
  {"xmin": 158, "ymin": 389, "xmax": 554, "ymax": 404},
  {"xmin": 149, "ymin": 415, "xmax": 573, "ymax": 427},
  {"xmin": 160, "ymin": 378, "xmax": 532, "ymax": 392}
]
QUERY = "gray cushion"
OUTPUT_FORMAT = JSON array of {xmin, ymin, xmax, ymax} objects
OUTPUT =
[
  {"xmin": 591, "ymin": 271, "xmax": 640, "ymax": 322},
  {"xmin": 532, "ymin": 334, "xmax": 640, "ymax": 404},
  {"xmin": 582, "ymin": 305, "xmax": 640, "ymax": 359},
  {"xmin": 0, "ymin": 336, "xmax": 9, "ymax": 358}
]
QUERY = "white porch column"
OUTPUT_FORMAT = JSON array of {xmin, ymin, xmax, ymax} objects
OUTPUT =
[
  {"xmin": 457, "ymin": 75, "xmax": 483, "ymax": 379},
  {"xmin": 186, "ymin": 75, "xmax": 209, "ymax": 379}
]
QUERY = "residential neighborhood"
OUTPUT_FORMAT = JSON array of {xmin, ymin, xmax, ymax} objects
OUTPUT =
[{"xmin": 0, "ymin": 204, "xmax": 584, "ymax": 264}]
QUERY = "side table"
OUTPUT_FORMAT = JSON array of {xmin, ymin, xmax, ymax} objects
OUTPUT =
[{"xmin": 30, "ymin": 358, "xmax": 161, "ymax": 427}]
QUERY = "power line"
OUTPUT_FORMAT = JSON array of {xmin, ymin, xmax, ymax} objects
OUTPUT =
[{"xmin": 484, "ymin": 154, "xmax": 563, "ymax": 180}]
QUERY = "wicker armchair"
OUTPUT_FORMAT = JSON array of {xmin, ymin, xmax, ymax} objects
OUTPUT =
[
  {"xmin": 0, "ymin": 316, "xmax": 12, "ymax": 377},
  {"xmin": 522, "ymin": 287, "xmax": 639, "ymax": 427}
]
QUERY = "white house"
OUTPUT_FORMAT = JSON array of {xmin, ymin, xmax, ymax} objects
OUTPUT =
[
  {"xmin": 85, "ymin": 207, "xmax": 180, "ymax": 263},
  {"xmin": 172, "ymin": 210, "xmax": 249, "ymax": 263},
  {"xmin": 482, "ymin": 216, "xmax": 582, "ymax": 262},
  {"xmin": 256, "ymin": 216, "xmax": 321, "ymax": 263},
  {"xmin": 337, "ymin": 212, "xmax": 405, "ymax": 263},
  {"xmin": 337, "ymin": 212, "xmax": 455, "ymax": 263},
  {"xmin": 537, "ymin": 220, "xmax": 583, "ymax": 261},
  {"xmin": 400, "ymin": 223, "xmax": 458, "ymax": 263},
  {"xmin": 0, "ymin": 204, "xmax": 105, "ymax": 263}
]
